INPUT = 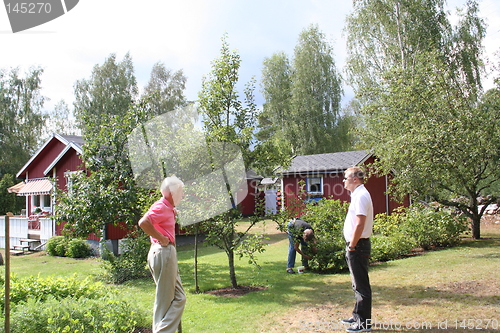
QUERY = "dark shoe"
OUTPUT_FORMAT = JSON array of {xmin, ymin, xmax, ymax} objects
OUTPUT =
[
  {"xmin": 286, "ymin": 268, "xmax": 295, "ymax": 274},
  {"xmin": 341, "ymin": 317, "xmax": 356, "ymax": 325},
  {"xmin": 346, "ymin": 322, "xmax": 371, "ymax": 332}
]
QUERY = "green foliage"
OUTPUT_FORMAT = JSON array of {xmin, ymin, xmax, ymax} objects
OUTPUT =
[
  {"xmin": 234, "ymin": 232, "xmax": 268, "ymax": 268},
  {"xmin": 73, "ymin": 52, "xmax": 138, "ymax": 133},
  {"xmin": 66, "ymin": 238, "xmax": 92, "ymax": 258},
  {"xmin": 0, "ymin": 66, "xmax": 46, "ymax": 177},
  {"xmin": 346, "ymin": 0, "xmax": 493, "ymax": 239},
  {"xmin": 260, "ymin": 25, "xmax": 351, "ymax": 156},
  {"xmin": 371, "ymin": 204, "xmax": 468, "ymax": 262},
  {"xmin": 198, "ymin": 33, "xmax": 257, "ymax": 168},
  {"xmin": 371, "ymin": 233, "xmax": 416, "ymax": 263},
  {"xmin": 0, "ymin": 173, "xmax": 24, "ymax": 215},
  {"xmin": 294, "ymin": 199, "xmax": 467, "ymax": 271},
  {"xmin": 401, "ymin": 205, "xmax": 468, "ymax": 250},
  {"xmin": 370, "ymin": 208, "xmax": 417, "ymax": 262},
  {"xmin": 46, "ymin": 236, "xmax": 68, "ymax": 257},
  {"xmin": 0, "ymin": 274, "xmax": 145, "ymax": 333},
  {"xmin": 46, "ymin": 236, "xmax": 91, "ymax": 258},
  {"xmin": 142, "ymin": 61, "xmax": 187, "ymax": 116},
  {"xmin": 0, "ymin": 275, "xmax": 108, "ymax": 311},
  {"xmin": 55, "ymin": 99, "xmax": 157, "ymax": 238},
  {"xmin": 301, "ymin": 198, "xmax": 350, "ymax": 272},
  {"xmin": 0, "ymin": 295, "xmax": 144, "ymax": 333},
  {"xmin": 345, "ymin": 0, "xmax": 451, "ymax": 94},
  {"xmin": 99, "ymin": 233, "xmax": 151, "ymax": 284},
  {"xmin": 202, "ymin": 209, "xmax": 266, "ymax": 287}
]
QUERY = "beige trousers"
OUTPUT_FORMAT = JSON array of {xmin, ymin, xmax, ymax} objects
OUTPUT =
[{"xmin": 148, "ymin": 243, "xmax": 186, "ymax": 333}]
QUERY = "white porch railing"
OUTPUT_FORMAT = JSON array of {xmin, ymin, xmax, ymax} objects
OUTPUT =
[{"xmin": 0, "ymin": 216, "xmax": 56, "ymax": 250}]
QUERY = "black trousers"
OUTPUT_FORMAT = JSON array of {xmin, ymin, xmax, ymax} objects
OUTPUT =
[{"xmin": 346, "ymin": 238, "xmax": 372, "ymax": 328}]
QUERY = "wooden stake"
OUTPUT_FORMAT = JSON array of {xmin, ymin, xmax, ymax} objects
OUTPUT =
[{"xmin": 5, "ymin": 212, "xmax": 13, "ymax": 333}]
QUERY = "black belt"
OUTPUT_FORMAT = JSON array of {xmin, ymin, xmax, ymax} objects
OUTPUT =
[{"xmin": 346, "ymin": 238, "xmax": 369, "ymax": 245}]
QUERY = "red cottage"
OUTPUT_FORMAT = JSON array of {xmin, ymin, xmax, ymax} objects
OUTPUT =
[
  {"xmin": 238, "ymin": 170, "xmax": 264, "ymax": 216},
  {"xmin": 16, "ymin": 134, "xmax": 85, "ymax": 217},
  {"xmin": 278, "ymin": 150, "xmax": 409, "ymax": 216},
  {"xmin": 14, "ymin": 133, "xmax": 130, "ymax": 254}
]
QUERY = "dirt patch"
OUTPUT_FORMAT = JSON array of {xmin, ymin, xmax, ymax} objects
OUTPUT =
[
  {"xmin": 205, "ymin": 285, "xmax": 267, "ymax": 297},
  {"xmin": 439, "ymin": 278, "xmax": 500, "ymax": 297},
  {"xmin": 440, "ymin": 280, "xmax": 484, "ymax": 295}
]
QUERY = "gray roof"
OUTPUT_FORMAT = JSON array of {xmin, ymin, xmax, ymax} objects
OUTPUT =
[
  {"xmin": 246, "ymin": 169, "xmax": 264, "ymax": 180},
  {"xmin": 60, "ymin": 134, "xmax": 84, "ymax": 148},
  {"xmin": 278, "ymin": 150, "xmax": 371, "ymax": 175}
]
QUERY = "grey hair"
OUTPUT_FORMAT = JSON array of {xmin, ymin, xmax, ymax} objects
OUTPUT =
[
  {"xmin": 345, "ymin": 166, "xmax": 365, "ymax": 182},
  {"xmin": 160, "ymin": 175, "xmax": 184, "ymax": 195}
]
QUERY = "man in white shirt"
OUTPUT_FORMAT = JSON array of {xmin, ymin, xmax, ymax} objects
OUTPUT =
[{"xmin": 341, "ymin": 166, "xmax": 373, "ymax": 332}]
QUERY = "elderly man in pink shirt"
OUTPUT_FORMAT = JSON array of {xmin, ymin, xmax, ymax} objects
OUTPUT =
[{"xmin": 139, "ymin": 176, "xmax": 186, "ymax": 333}]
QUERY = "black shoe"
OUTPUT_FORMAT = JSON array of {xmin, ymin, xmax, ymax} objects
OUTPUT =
[
  {"xmin": 341, "ymin": 317, "xmax": 356, "ymax": 325},
  {"xmin": 346, "ymin": 322, "xmax": 372, "ymax": 332},
  {"xmin": 286, "ymin": 268, "xmax": 295, "ymax": 274}
]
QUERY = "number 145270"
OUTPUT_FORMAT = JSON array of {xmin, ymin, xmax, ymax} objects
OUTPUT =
[{"xmin": 6, "ymin": 2, "xmax": 52, "ymax": 14}]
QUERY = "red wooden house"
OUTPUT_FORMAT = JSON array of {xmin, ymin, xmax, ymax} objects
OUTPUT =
[
  {"xmin": 15, "ymin": 133, "xmax": 131, "ymax": 253},
  {"xmin": 277, "ymin": 150, "xmax": 409, "ymax": 216},
  {"xmin": 16, "ymin": 134, "xmax": 85, "ymax": 217},
  {"xmin": 238, "ymin": 170, "xmax": 264, "ymax": 216}
]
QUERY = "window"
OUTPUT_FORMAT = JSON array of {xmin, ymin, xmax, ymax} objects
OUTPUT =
[
  {"xmin": 41, "ymin": 194, "xmax": 51, "ymax": 207},
  {"xmin": 65, "ymin": 170, "xmax": 83, "ymax": 195},
  {"xmin": 33, "ymin": 195, "xmax": 40, "ymax": 207},
  {"xmin": 32, "ymin": 194, "xmax": 51, "ymax": 213},
  {"xmin": 306, "ymin": 176, "xmax": 322, "ymax": 194}
]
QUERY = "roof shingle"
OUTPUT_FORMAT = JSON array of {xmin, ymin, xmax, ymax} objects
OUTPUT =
[{"xmin": 278, "ymin": 150, "xmax": 371, "ymax": 175}]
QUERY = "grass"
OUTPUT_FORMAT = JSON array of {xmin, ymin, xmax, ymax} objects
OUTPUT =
[{"xmin": 2, "ymin": 220, "xmax": 500, "ymax": 332}]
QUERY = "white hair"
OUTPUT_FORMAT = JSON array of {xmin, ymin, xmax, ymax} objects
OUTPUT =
[{"xmin": 160, "ymin": 175, "xmax": 184, "ymax": 195}]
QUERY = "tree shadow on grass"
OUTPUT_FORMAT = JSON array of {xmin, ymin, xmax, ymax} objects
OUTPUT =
[{"xmin": 179, "ymin": 259, "xmax": 352, "ymax": 307}]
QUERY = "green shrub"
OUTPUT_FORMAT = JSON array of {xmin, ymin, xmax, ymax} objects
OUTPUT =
[
  {"xmin": 371, "ymin": 207, "xmax": 416, "ymax": 262},
  {"xmin": 1, "ymin": 295, "xmax": 146, "ymax": 333},
  {"xmin": 47, "ymin": 236, "xmax": 92, "ymax": 258},
  {"xmin": 372, "ymin": 207, "xmax": 406, "ymax": 236},
  {"xmin": 46, "ymin": 236, "xmax": 67, "ymax": 257},
  {"xmin": 300, "ymin": 200, "xmax": 467, "ymax": 268},
  {"xmin": 100, "ymin": 233, "xmax": 151, "ymax": 284},
  {"xmin": 371, "ymin": 233, "xmax": 416, "ymax": 262},
  {"xmin": 402, "ymin": 205, "xmax": 468, "ymax": 250},
  {"xmin": 0, "ymin": 275, "xmax": 109, "ymax": 311},
  {"xmin": 66, "ymin": 238, "xmax": 91, "ymax": 258},
  {"xmin": 301, "ymin": 198, "xmax": 350, "ymax": 272},
  {"xmin": 0, "ymin": 274, "xmax": 148, "ymax": 332}
]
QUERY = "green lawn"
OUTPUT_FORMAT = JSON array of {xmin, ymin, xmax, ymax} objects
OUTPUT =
[{"xmin": 2, "ymin": 221, "xmax": 500, "ymax": 332}]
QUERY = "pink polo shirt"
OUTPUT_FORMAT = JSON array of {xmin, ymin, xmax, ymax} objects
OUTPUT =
[{"xmin": 146, "ymin": 197, "xmax": 176, "ymax": 244}]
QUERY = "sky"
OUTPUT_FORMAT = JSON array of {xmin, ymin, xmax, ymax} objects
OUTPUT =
[{"xmin": 1, "ymin": 0, "xmax": 499, "ymax": 112}]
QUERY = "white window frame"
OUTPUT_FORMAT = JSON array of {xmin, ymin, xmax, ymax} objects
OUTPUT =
[
  {"xmin": 32, "ymin": 194, "xmax": 51, "ymax": 213},
  {"xmin": 306, "ymin": 176, "xmax": 323, "ymax": 194},
  {"xmin": 64, "ymin": 170, "xmax": 83, "ymax": 196}
]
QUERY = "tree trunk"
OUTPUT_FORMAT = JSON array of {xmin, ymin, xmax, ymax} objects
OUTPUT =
[
  {"xmin": 471, "ymin": 215, "xmax": 481, "ymax": 239},
  {"xmin": 228, "ymin": 248, "xmax": 238, "ymax": 288},
  {"xmin": 469, "ymin": 198, "xmax": 482, "ymax": 240}
]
